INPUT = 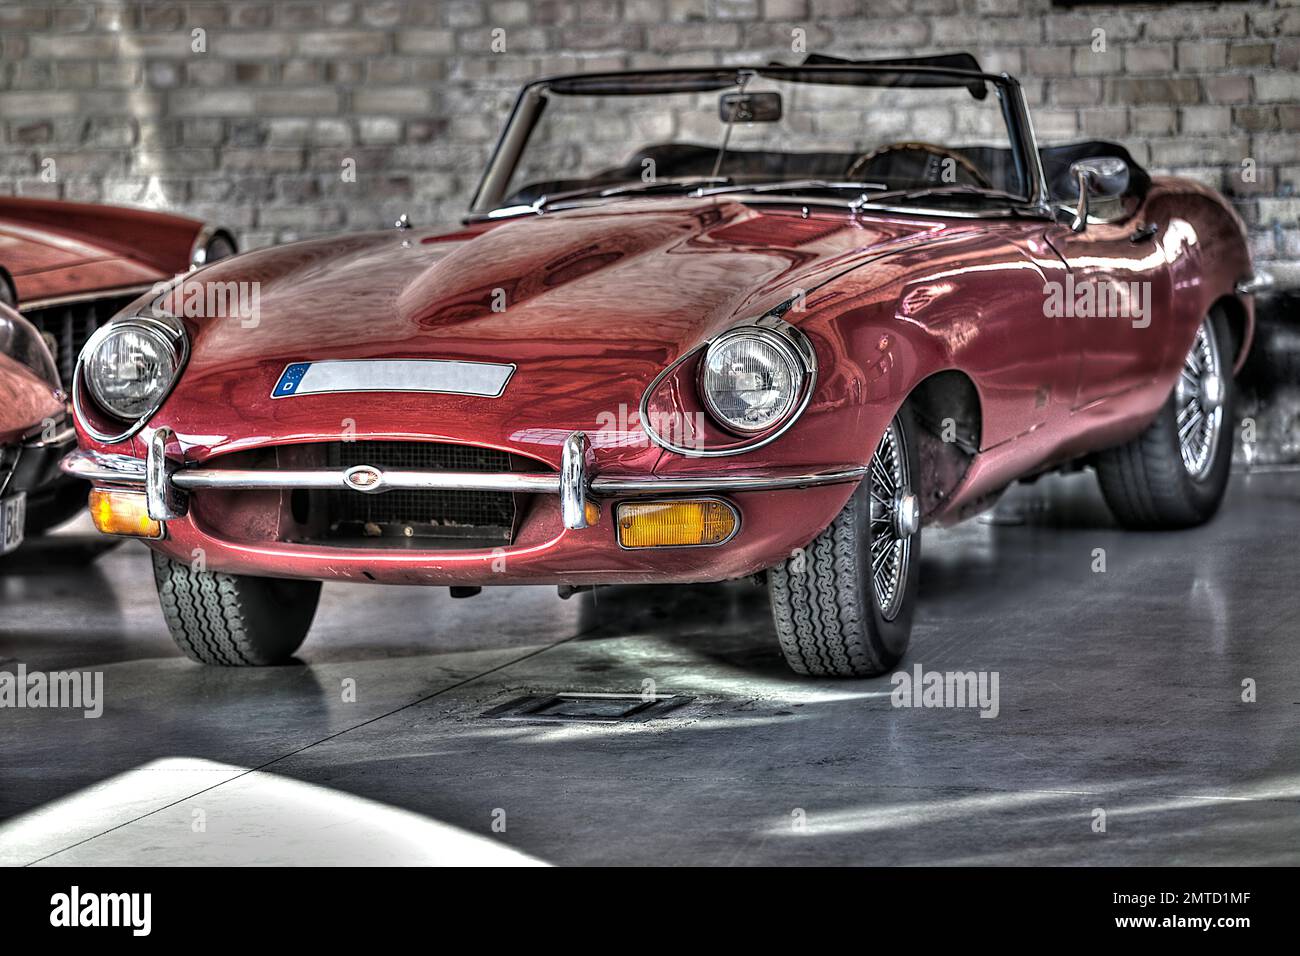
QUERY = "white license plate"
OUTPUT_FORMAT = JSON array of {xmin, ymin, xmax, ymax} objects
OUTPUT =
[{"xmin": 1, "ymin": 492, "xmax": 26, "ymax": 555}]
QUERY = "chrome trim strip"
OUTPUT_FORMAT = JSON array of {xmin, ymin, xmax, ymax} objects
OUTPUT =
[
  {"xmin": 1070, "ymin": 167, "xmax": 1091, "ymax": 232},
  {"xmin": 60, "ymin": 450, "xmax": 866, "ymax": 497},
  {"xmin": 1236, "ymin": 271, "xmax": 1275, "ymax": 296},
  {"xmin": 1005, "ymin": 74, "xmax": 1052, "ymax": 217},
  {"xmin": 638, "ymin": 341, "xmax": 708, "ymax": 450},
  {"xmin": 173, "ymin": 469, "xmax": 562, "ymax": 494},
  {"xmin": 732, "ymin": 194, "xmax": 1033, "ymax": 219},
  {"xmin": 60, "ymin": 450, "xmax": 147, "ymax": 484},
  {"xmin": 693, "ymin": 179, "xmax": 887, "ymax": 197},
  {"xmin": 18, "ymin": 285, "xmax": 154, "ymax": 313},
  {"xmin": 591, "ymin": 467, "xmax": 866, "ymax": 494},
  {"xmin": 484, "ymin": 192, "xmax": 1038, "ymax": 222}
]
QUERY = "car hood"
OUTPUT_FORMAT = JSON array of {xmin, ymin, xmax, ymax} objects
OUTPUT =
[
  {"xmin": 182, "ymin": 198, "xmax": 957, "ymax": 371},
  {"xmin": 158, "ymin": 199, "xmax": 962, "ymax": 463},
  {"xmin": 0, "ymin": 224, "xmax": 116, "ymax": 275},
  {"xmin": 0, "ymin": 197, "xmax": 207, "ymax": 302}
]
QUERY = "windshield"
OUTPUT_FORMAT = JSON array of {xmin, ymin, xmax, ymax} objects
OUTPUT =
[{"xmin": 471, "ymin": 67, "xmax": 1030, "ymax": 215}]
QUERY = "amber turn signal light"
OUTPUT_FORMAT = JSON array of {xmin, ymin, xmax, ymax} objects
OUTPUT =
[
  {"xmin": 616, "ymin": 499, "xmax": 738, "ymax": 549},
  {"xmin": 89, "ymin": 489, "xmax": 163, "ymax": 539}
]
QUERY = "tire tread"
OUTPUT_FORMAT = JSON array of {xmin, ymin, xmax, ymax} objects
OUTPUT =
[
  {"xmin": 151, "ymin": 551, "xmax": 318, "ymax": 666},
  {"xmin": 768, "ymin": 409, "xmax": 919, "ymax": 679},
  {"xmin": 1096, "ymin": 310, "xmax": 1234, "ymax": 530}
]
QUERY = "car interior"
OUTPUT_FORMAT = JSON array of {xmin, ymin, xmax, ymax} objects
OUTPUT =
[{"xmin": 504, "ymin": 139, "xmax": 1149, "ymax": 208}]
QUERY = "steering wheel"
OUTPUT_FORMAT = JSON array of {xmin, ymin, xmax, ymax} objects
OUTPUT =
[{"xmin": 846, "ymin": 141, "xmax": 993, "ymax": 189}]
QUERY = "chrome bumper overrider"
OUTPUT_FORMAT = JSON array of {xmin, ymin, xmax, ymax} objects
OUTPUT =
[{"xmin": 60, "ymin": 429, "xmax": 868, "ymax": 531}]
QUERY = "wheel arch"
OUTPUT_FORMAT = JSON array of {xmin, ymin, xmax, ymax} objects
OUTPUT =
[
  {"xmin": 1211, "ymin": 292, "xmax": 1252, "ymax": 375},
  {"xmin": 901, "ymin": 369, "xmax": 983, "ymax": 522}
]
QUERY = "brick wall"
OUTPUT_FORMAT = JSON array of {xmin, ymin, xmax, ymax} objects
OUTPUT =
[{"xmin": 0, "ymin": 0, "xmax": 1296, "ymax": 288}]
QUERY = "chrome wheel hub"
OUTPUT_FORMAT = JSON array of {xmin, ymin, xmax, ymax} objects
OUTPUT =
[
  {"xmin": 1177, "ymin": 318, "xmax": 1224, "ymax": 481},
  {"xmin": 894, "ymin": 491, "xmax": 920, "ymax": 539},
  {"xmin": 868, "ymin": 418, "xmax": 913, "ymax": 621}
]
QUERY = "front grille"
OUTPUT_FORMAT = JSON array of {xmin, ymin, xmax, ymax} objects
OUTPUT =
[
  {"xmin": 22, "ymin": 293, "xmax": 141, "ymax": 386},
  {"xmin": 323, "ymin": 441, "xmax": 519, "ymax": 543}
]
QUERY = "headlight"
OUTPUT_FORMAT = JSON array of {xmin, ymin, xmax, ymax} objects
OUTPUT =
[
  {"xmin": 83, "ymin": 321, "xmax": 180, "ymax": 421},
  {"xmin": 700, "ymin": 328, "xmax": 804, "ymax": 434}
]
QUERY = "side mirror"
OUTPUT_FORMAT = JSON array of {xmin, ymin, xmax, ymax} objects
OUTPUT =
[{"xmin": 1067, "ymin": 156, "xmax": 1130, "ymax": 232}]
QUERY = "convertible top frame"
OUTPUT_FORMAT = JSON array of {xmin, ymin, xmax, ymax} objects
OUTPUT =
[{"xmin": 469, "ymin": 58, "xmax": 1053, "ymax": 219}]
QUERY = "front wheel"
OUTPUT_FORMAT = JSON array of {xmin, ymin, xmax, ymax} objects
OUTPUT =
[
  {"xmin": 1095, "ymin": 308, "xmax": 1235, "ymax": 530},
  {"xmin": 152, "ymin": 552, "xmax": 321, "ymax": 665},
  {"xmin": 768, "ymin": 406, "xmax": 922, "ymax": 677}
]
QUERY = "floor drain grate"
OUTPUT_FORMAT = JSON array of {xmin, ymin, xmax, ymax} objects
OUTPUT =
[{"xmin": 482, "ymin": 692, "xmax": 692, "ymax": 723}]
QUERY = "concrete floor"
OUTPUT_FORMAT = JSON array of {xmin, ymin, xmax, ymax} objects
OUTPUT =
[{"xmin": 1, "ymin": 469, "xmax": 1298, "ymax": 866}]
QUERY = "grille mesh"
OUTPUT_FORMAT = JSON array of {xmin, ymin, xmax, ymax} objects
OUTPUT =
[
  {"xmin": 22, "ymin": 294, "xmax": 141, "ymax": 386},
  {"xmin": 324, "ymin": 441, "xmax": 517, "ymax": 540}
]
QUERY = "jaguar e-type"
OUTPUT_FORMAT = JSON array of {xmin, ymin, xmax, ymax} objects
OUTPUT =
[{"xmin": 63, "ymin": 54, "xmax": 1265, "ymax": 675}]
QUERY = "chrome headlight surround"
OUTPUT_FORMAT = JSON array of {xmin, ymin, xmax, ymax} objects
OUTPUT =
[
  {"xmin": 189, "ymin": 224, "xmax": 237, "ymax": 270},
  {"xmin": 640, "ymin": 314, "xmax": 818, "ymax": 458},
  {"xmin": 73, "ymin": 310, "xmax": 188, "ymax": 443}
]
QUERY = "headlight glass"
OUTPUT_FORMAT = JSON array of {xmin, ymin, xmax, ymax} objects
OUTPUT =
[
  {"xmin": 85, "ymin": 323, "xmax": 178, "ymax": 420},
  {"xmin": 700, "ymin": 331, "xmax": 802, "ymax": 434}
]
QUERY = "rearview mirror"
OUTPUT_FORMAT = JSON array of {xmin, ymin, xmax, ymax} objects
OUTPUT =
[
  {"xmin": 719, "ymin": 91, "xmax": 782, "ymax": 123},
  {"xmin": 1067, "ymin": 156, "xmax": 1130, "ymax": 232}
]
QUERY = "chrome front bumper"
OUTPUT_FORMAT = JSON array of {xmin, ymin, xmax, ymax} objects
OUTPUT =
[{"xmin": 61, "ymin": 429, "xmax": 867, "ymax": 531}]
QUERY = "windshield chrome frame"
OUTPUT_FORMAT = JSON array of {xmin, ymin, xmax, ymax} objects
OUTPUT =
[{"xmin": 467, "ymin": 64, "xmax": 1051, "ymax": 221}]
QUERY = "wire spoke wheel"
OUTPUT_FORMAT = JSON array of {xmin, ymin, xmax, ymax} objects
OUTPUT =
[
  {"xmin": 1094, "ymin": 307, "xmax": 1235, "ymax": 531},
  {"xmin": 867, "ymin": 417, "xmax": 915, "ymax": 621},
  {"xmin": 768, "ymin": 404, "xmax": 921, "ymax": 676},
  {"xmin": 1176, "ymin": 318, "xmax": 1225, "ymax": 480}
]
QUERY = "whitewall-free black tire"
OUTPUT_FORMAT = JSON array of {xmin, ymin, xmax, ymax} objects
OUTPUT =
[
  {"xmin": 768, "ymin": 406, "xmax": 922, "ymax": 677},
  {"xmin": 1095, "ymin": 308, "xmax": 1236, "ymax": 530},
  {"xmin": 152, "ymin": 552, "xmax": 321, "ymax": 665}
]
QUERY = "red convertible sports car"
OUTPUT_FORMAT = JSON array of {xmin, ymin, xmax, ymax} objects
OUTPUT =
[
  {"xmin": 63, "ymin": 54, "xmax": 1266, "ymax": 675},
  {"xmin": 1, "ymin": 195, "xmax": 235, "ymax": 534}
]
